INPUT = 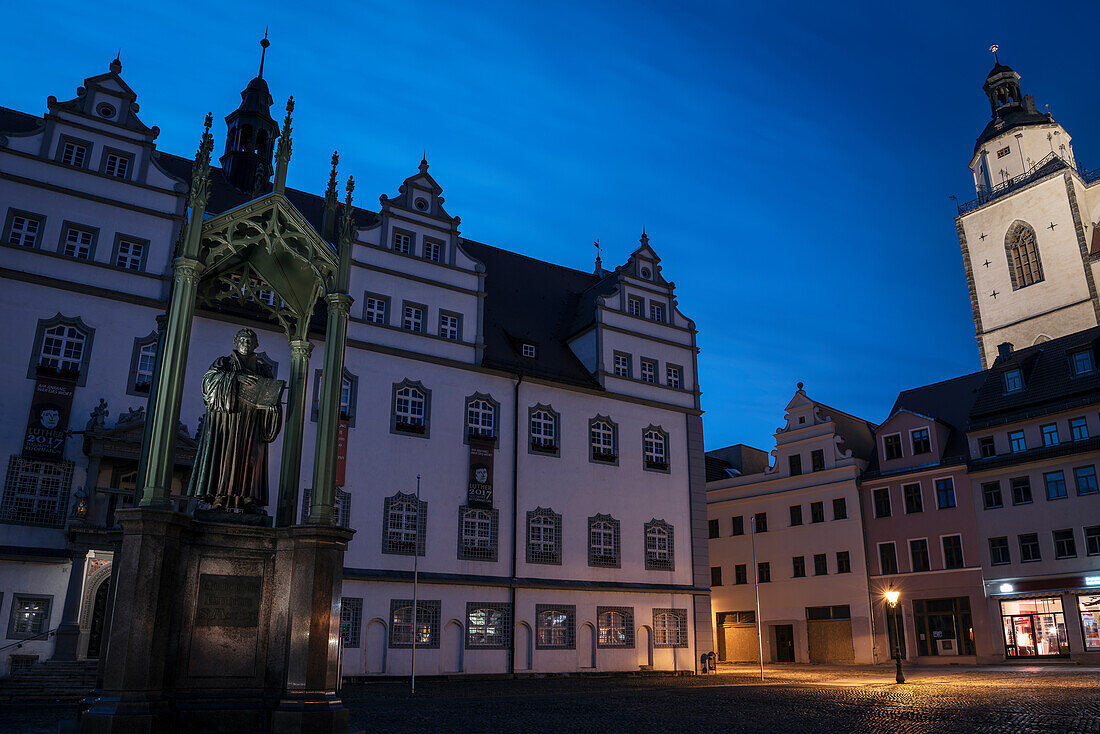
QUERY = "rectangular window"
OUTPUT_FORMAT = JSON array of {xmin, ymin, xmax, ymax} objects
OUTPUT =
[
  {"xmin": 62, "ymin": 226, "xmax": 94, "ymax": 259},
  {"xmin": 935, "ymin": 478, "xmax": 956, "ymax": 509},
  {"xmin": 1085, "ymin": 525, "xmax": 1100, "ymax": 556},
  {"xmin": 832, "ymin": 497, "xmax": 847, "ymax": 520},
  {"xmin": 392, "ymin": 231, "xmax": 412, "ymax": 254},
  {"xmin": 1075, "ymin": 466, "xmax": 1099, "ymax": 495},
  {"xmin": 1011, "ymin": 476, "xmax": 1032, "ymax": 505},
  {"xmin": 989, "ymin": 536, "xmax": 1011, "ymax": 565},
  {"xmin": 114, "ymin": 239, "xmax": 144, "ymax": 270},
  {"xmin": 1044, "ymin": 471, "xmax": 1067, "ymax": 500},
  {"xmin": 1019, "ymin": 533, "xmax": 1041, "ymax": 562},
  {"xmin": 1, "ymin": 456, "xmax": 74, "ymax": 528},
  {"xmin": 1040, "ymin": 423, "xmax": 1059, "ymax": 446},
  {"xmin": 788, "ymin": 454, "xmax": 802, "ymax": 476},
  {"xmin": 340, "ymin": 597, "xmax": 363, "ymax": 648},
  {"xmin": 364, "ymin": 296, "xmax": 388, "ymax": 324},
  {"xmin": 810, "ymin": 501, "xmax": 824, "ymax": 524},
  {"xmin": 402, "ymin": 304, "xmax": 424, "ymax": 333},
  {"xmin": 813, "ymin": 553, "xmax": 828, "ymax": 576},
  {"xmin": 521, "ymin": 343, "xmax": 537, "ymax": 359},
  {"xmin": 7, "ymin": 595, "xmax": 51, "ymax": 639},
  {"xmin": 873, "ymin": 487, "xmax": 891, "ymax": 518},
  {"xmin": 757, "ymin": 562, "xmax": 770, "ymax": 583},
  {"xmin": 910, "ymin": 539, "xmax": 930, "ymax": 572},
  {"xmin": 810, "ymin": 449, "xmax": 825, "ymax": 472},
  {"xmin": 61, "ymin": 141, "xmax": 87, "ymax": 167},
  {"xmin": 1079, "ymin": 597, "xmax": 1100, "ymax": 652},
  {"xmin": 879, "ymin": 542, "xmax": 898, "ymax": 575},
  {"xmin": 649, "ymin": 302, "xmax": 665, "ymax": 323},
  {"xmin": 439, "ymin": 312, "xmax": 460, "ymax": 340},
  {"xmin": 466, "ymin": 603, "xmax": 512, "ymax": 649},
  {"xmin": 613, "ymin": 353, "xmax": 631, "ymax": 378},
  {"xmin": 753, "ymin": 512, "xmax": 767, "ymax": 533},
  {"xmin": 627, "ymin": 297, "xmax": 642, "ymax": 316},
  {"xmin": 903, "ymin": 483, "xmax": 923, "ymax": 514},
  {"xmin": 1069, "ymin": 417, "xmax": 1089, "ymax": 441},
  {"xmin": 978, "ymin": 436, "xmax": 996, "ymax": 457},
  {"xmin": 1070, "ymin": 350, "xmax": 1096, "ymax": 376},
  {"xmin": 997, "ymin": 145, "xmax": 1011, "ymax": 158},
  {"xmin": 528, "ymin": 509, "xmax": 562, "ymax": 565},
  {"xmin": 789, "ymin": 505, "xmax": 802, "ymax": 527},
  {"xmin": 982, "ymin": 481, "xmax": 1003, "ymax": 509},
  {"xmin": 911, "ymin": 428, "xmax": 931, "ymax": 454},
  {"xmin": 422, "ymin": 240, "xmax": 442, "ymax": 262},
  {"xmin": 535, "ymin": 605, "xmax": 575, "ymax": 649},
  {"xmin": 836, "ymin": 550, "xmax": 851, "ymax": 573},
  {"xmin": 734, "ymin": 564, "xmax": 747, "ymax": 585},
  {"xmin": 730, "ymin": 515, "xmax": 744, "ymax": 536},
  {"xmin": 104, "ymin": 153, "xmax": 129, "ymax": 178},
  {"xmin": 7, "ymin": 214, "xmax": 41, "ymax": 248},
  {"xmin": 653, "ymin": 609, "xmax": 688, "ymax": 648},
  {"xmin": 459, "ymin": 507, "xmax": 497, "ymax": 561},
  {"xmin": 942, "ymin": 535, "xmax": 964, "ymax": 569},
  {"xmin": 883, "ymin": 434, "xmax": 902, "ymax": 460},
  {"xmin": 708, "ymin": 518, "xmax": 720, "ymax": 538},
  {"xmin": 666, "ymin": 365, "xmax": 682, "ymax": 389},
  {"xmin": 1008, "ymin": 430, "xmax": 1026, "ymax": 452},
  {"xmin": 1003, "ymin": 368, "xmax": 1023, "ymax": 393},
  {"xmin": 1053, "ymin": 529, "xmax": 1077, "ymax": 559},
  {"xmin": 710, "ymin": 566, "xmax": 722, "ymax": 586},
  {"xmin": 640, "ymin": 359, "xmax": 656, "ymax": 383},
  {"xmin": 792, "ymin": 556, "xmax": 805, "ymax": 578}
]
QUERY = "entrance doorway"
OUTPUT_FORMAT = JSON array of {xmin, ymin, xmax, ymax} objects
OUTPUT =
[
  {"xmin": 774, "ymin": 624, "xmax": 795, "ymax": 662},
  {"xmin": 86, "ymin": 576, "xmax": 111, "ymax": 659},
  {"xmin": 1001, "ymin": 598, "xmax": 1069, "ymax": 657}
]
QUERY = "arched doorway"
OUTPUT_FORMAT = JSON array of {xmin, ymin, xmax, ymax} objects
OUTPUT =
[
  {"xmin": 517, "ymin": 622, "xmax": 533, "ymax": 671},
  {"xmin": 365, "ymin": 619, "xmax": 387, "ymax": 674},
  {"xmin": 578, "ymin": 622, "xmax": 596, "ymax": 669},
  {"xmin": 86, "ymin": 576, "xmax": 111, "ymax": 658},
  {"xmin": 637, "ymin": 626, "xmax": 653, "ymax": 669},
  {"xmin": 443, "ymin": 620, "xmax": 464, "ymax": 673}
]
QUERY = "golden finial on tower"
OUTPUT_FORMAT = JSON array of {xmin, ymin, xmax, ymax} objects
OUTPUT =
[{"xmin": 989, "ymin": 44, "xmax": 999, "ymax": 63}]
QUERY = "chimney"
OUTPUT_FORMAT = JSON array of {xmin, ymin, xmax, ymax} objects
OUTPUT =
[{"xmin": 997, "ymin": 342, "xmax": 1014, "ymax": 359}]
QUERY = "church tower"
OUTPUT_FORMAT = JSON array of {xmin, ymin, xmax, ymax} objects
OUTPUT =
[
  {"xmin": 219, "ymin": 34, "xmax": 279, "ymax": 193},
  {"xmin": 955, "ymin": 48, "xmax": 1100, "ymax": 368}
]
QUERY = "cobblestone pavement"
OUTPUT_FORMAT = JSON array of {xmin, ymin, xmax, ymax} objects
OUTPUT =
[{"xmin": 4, "ymin": 665, "xmax": 1099, "ymax": 733}]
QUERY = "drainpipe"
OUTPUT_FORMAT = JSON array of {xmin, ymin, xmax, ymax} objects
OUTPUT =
[{"xmin": 508, "ymin": 374, "xmax": 522, "ymax": 676}]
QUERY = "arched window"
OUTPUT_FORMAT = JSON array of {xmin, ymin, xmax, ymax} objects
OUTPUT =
[
  {"xmin": 597, "ymin": 608, "xmax": 634, "ymax": 647},
  {"xmin": 643, "ymin": 427, "xmax": 669, "ymax": 470},
  {"xmin": 529, "ymin": 407, "xmax": 558, "ymax": 452},
  {"xmin": 466, "ymin": 397, "xmax": 496, "ymax": 438},
  {"xmin": 535, "ymin": 605, "xmax": 575, "ymax": 649},
  {"xmin": 389, "ymin": 599, "xmax": 440, "ymax": 648},
  {"xmin": 644, "ymin": 519, "xmax": 674, "ymax": 571},
  {"xmin": 526, "ymin": 507, "xmax": 561, "ymax": 565},
  {"xmin": 395, "ymin": 386, "xmax": 425, "ymax": 428},
  {"xmin": 239, "ymin": 125, "xmax": 253, "ymax": 152},
  {"xmin": 1005, "ymin": 222, "xmax": 1043, "ymax": 289},
  {"xmin": 589, "ymin": 416, "xmax": 618, "ymax": 463},
  {"xmin": 652, "ymin": 609, "xmax": 687, "ymax": 648}
]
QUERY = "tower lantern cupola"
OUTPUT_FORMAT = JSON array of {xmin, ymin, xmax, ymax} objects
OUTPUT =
[
  {"xmin": 983, "ymin": 60, "xmax": 1024, "ymax": 116},
  {"xmin": 220, "ymin": 33, "xmax": 279, "ymax": 193}
]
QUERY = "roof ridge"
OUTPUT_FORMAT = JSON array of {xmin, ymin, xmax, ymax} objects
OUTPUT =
[{"xmin": 460, "ymin": 237, "xmax": 600, "ymax": 282}]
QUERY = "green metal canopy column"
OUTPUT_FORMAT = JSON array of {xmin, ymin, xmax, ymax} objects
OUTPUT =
[{"xmin": 276, "ymin": 338, "xmax": 313, "ymax": 526}]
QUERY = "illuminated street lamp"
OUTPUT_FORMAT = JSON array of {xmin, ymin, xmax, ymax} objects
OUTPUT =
[{"xmin": 884, "ymin": 590, "xmax": 905, "ymax": 684}]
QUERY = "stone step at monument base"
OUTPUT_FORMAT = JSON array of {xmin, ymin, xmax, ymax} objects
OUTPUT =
[{"xmin": 0, "ymin": 660, "xmax": 98, "ymax": 702}]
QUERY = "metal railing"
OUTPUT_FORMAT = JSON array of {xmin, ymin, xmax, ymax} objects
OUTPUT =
[
  {"xmin": 0, "ymin": 627, "xmax": 57, "ymax": 654},
  {"xmin": 956, "ymin": 152, "xmax": 1076, "ymax": 214}
]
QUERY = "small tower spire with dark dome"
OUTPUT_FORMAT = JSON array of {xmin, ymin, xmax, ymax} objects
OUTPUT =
[{"xmin": 220, "ymin": 33, "xmax": 280, "ymax": 193}]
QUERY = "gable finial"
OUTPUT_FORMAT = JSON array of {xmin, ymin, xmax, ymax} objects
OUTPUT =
[
  {"xmin": 337, "ymin": 175, "xmax": 356, "ymax": 291},
  {"xmin": 419, "ymin": 152, "xmax": 429, "ymax": 173},
  {"xmin": 796, "ymin": 381, "xmax": 804, "ymax": 391},
  {"xmin": 639, "ymin": 227, "xmax": 649, "ymax": 246},
  {"xmin": 273, "ymin": 96, "xmax": 294, "ymax": 193},
  {"xmin": 323, "ymin": 151, "xmax": 340, "ymax": 241},
  {"xmin": 259, "ymin": 27, "xmax": 271, "ymax": 79},
  {"xmin": 989, "ymin": 43, "xmax": 999, "ymax": 64},
  {"xmin": 594, "ymin": 239, "xmax": 603, "ymax": 274},
  {"xmin": 111, "ymin": 50, "xmax": 122, "ymax": 74}
]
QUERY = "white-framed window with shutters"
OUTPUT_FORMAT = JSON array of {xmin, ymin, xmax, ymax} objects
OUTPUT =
[
  {"xmin": 439, "ymin": 311, "xmax": 461, "ymax": 341},
  {"xmin": 666, "ymin": 364, "xmax": 683, "ymax": 389},
  {"xmin": 402, "ymin": 303, "xmax": 424, "ymax": 333},
  {"xmin": 643, "ymin": 426, "xmax": 669, "ymax": 471},
  {"xmin": 61, "ymin": 224, "xmax": 96, "ymax": 260},
  {"xmin": 640, "ymin": 359, "xmax": 656, "ymax": 383},
  {"xmin": 363, "ymin": 294, "xmax": 388, "ymax": 324},
  {"xmin": 392, "ymin": 229, "xmax": 412, "ymax": 254}
]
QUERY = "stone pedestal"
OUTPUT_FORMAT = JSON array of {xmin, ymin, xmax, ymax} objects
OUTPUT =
[{"xmin": 79, "ymin": 508, "xmax": 357, "ymax": 734}]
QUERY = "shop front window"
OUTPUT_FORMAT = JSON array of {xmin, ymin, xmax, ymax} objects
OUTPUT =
[
  {"xmin": 1000, "ymin": 597, "xmax": 1070, "ymax": 657},
  {"xmin": 913, "ymin": 597, "xmax": 975, "ymax": 656},
  {"xmin": 1080, "ymin": 595, "xmax": 1100, "ymax": 652}
]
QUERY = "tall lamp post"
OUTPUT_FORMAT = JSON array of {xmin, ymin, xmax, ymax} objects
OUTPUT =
[{"xmin": 884, "ymin": 590, "xmax": 905, "ymax": 684}]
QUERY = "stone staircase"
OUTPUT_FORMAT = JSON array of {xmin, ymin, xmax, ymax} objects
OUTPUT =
[{"xmin": 0, "ymin": 660, "xmax": 98, "ymax": 702}]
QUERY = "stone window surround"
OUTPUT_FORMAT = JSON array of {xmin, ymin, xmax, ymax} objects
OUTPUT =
[
  {"xmin": 390, "ymin": 378, "xmax": 431, "ymax": 438},
  {"xmin": 2, "ymin": 208, "xmax": 47, "ymax": 249},
  {"xmin": 57, "ymin": 220, "xmax": 100, "ymax": 261},
  {"xmin": 908, "ymin": 537, "xmax": 930, "ymax": 572},
  {"xmin": 6, "ymin": 593, "xmax": 53, "ymax": 640},
  {"xmin": 391, "ymin": 226, "xmax": 415, "ymax": 255},
  {"xmin": 401, "ymin": 300, "xmax": 428, "ymax": 333},
  {"xmin": 940, "ymin": 533, "xmax": 965, "ymax": 568},
  {"xmin": 596, "ymin": 606, "xmax": 635, "ymax": 648},
  {"xmin": 1004, "ymin": 220, "xmax": 1044, "ymax": 291},
  {"xmin": 388, "ymin": 598, "xmax": 440, "ymax": 649},
  {"xmin": 612, "ymin": 351, "xmax": 632, "ymax": 378},
  {"xmin": 110, "ymin": 232, "xmax": 150, "ymax": 272},
  {"xmin": 362, "ymin": 291, "xmax": 390, "ymax": 325},
  {"xmin": 381, "ymin": 491, "xmax": 427, "ymax": 557},
  {"xmin": 464, "ymin": 602, "xmax": 512, "ymax": 649},
  {"xmin": 642, "ymin": 424, "xmax": 670, "ymax": 473},
  {"xmin": 534, "ymin": 603, "xmax": 576, "ymax": 650},
  {"xmin": 463, "ymin": 392, "xmax": 500, "ymax": 447},
  {"xmin": 665, "ymin": 363, "xmax": 685, "ymax": 390},
  {"xmin": 27, "ymin": 313, "xmax": 96, "ymax": 387},
  {"xmin": 588, "ymin": 414, "xmax": 619, "ymax": 466},
  {"xmin": 438, "ymin": 309, "xmax": 463, "ymax": 341},
  {"xmin": 587, "ymin": 513, "xmax": 621, "ymax": 569},
  {"xmin": 311, "ymin": 367, "xmax": 358, "ymax": 428},
  {"xmin": 644, "ymin": 518, "xmax": 674, "ymax": 571},
  {"xmin": 99, "ymin": 146, "xmax": 135, "ymax": 180},
  {"xmin": 639, "ymin": 357, "xmax": 658, "ymax": 383},
  {"xmin": 457, "ymin": 505, "xmax": 499, "ymax": 562},
  {"xmin": 527, "ymin": 403, "xmax": 560, "ymax": 458},
  {"xmin": 422, "ymin": 235, "xmax": 446, "ymax": 263},
  {"xmin": 56, "ymin": 133, "xmax": 93, "ymax": 169},
  {"xmin": 526, "ymin": 506, "xmax": 562, "ymax": 566},
  {"xmin": 878, "ymin": 541, "xmax": 898, "ymax": 574},
  {"xmin": 126, "ymin": 331, "xmax": 158, "ymax": 397},
  {"xmin": 652, "ymin": 608, "xmax": 687, "ymax": 648}
]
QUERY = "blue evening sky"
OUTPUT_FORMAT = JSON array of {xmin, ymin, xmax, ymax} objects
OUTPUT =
[{"xmin": 7, "ymin": 1, "xmax": 1100, "ymax": 453}]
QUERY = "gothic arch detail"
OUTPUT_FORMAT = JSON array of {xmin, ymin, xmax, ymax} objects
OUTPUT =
[
  {"xmin": 79, "ymin": 562, "xmax": 112, "ymax": 630},
  {"xmin": 1005, "ymin": 221, "xmax": 1043, "ymax": 290}
]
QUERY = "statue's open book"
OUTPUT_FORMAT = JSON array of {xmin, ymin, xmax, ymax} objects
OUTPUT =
[{"xmin": 238, "ymin": 377, "xmax": 285, "ymax": 409}]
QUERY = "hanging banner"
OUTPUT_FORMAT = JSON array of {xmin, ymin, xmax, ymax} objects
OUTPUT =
[
  {"xmin": 23, "ymin": 374, "xmax": 77, "ymax": 460},
  {"xmin": 467, "ymin": 438, "xmax": 494, "ymax": 507},
  {"xmin": 335, "ymin": 419, "xmax": 349, "ymax": 487}
]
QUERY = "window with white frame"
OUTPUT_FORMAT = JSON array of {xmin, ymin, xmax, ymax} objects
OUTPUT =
[
  {"xmin": 521, "ymin": 342, "xmax": 537, "ymax": 358},
  {"xmin": 653, "ymin": 608, "xmax": 687, "ymax": 647},
  {"xmin": 466, "ymin": 603, "xmax": 511, "ymax": 649},
  {"xmin": 129, "ymin": 336, "xmax": 157, "ymax": 394},
  {"xmin": 643, "ymin": 428, "xmax": 668, "ymax": 470},
  {"xmin": 613, "ymin": 353, "xmax": 631, "ymax": 377},
  {"xmin": 422, "ymin": 240, "xmax": 443, "ymax": 262},
  {"xmin": 640, "ymin": 359, "xmax": 656, "ymax": 383},
  {"xmin": 402, "ymin": 304, "xmax": 424, "ymax": 333},
  {"xmin": 649, "ymin": 302, "xmax": 666, "ymax": 323},
  {"xmin": 465, "ymin": 396, "xmax": 496, "ymax": 439},
  {"xmin": 529, "ymin": 406, "xmax": 558, "ymax": 452},
  {"xmin": 590, "ymin": 417, "xmax": 617, "ymax": 462},
  {"xmin": 339, "ymin": 377, "xmax": 354, "ymax": 420},
  {"xmin": 439, "ymin": 312, "xmax": 460, "ymax": 340},
  {"xmin": 311, "ymin": 369, "xmax": 357, "ymax": 426},
  {"xmin": 104, "ymin": 153, "xmax": 129, "ymax": 178},
  {"xmin": 389, "ymin": 599, "xmax": 440, "ymax": 648},
  {"xmin": 62, "ymin": 226, "xmax": 94, "ymax": 259},
  {"xmin": 526, "ymin": 507, "xmax": 561, "ymax": 564},
  {"xmin": 7, "ymin": 214, "xmax": 41, "ymax": 247},
  {"xmin": 535, "ymin": 604, "xmax": 575, "ymax": 649},
  {"xmin": 393, "ymin": 383, "xmax": 427, "ymax": 433},
  {"xmin": 1070, "ymin": 350, "xmax": 1095, "ymax": 377},
  {"xmin": 364, "ymin": 295, "xmax": 388, "ymax": 324},
  {"xmin": 627, "ymin": 297, "xmax": 643, "ymax": 317},
  {"xmin": 666, "ymin": 365, "xmax": 682, "ymax": 389},
  {"xmin": 382, "ymin": 492, "xmax": 426, "ymax": 555},
  {"xmin": 340, "ymin": 597, "xmax": 363, "ymax": 648},
  {"xmin": 458, "ymin": 506, "xmax": 497, "ymax": 561},
  {"xmin": 596, "ymin": 607, "xmax": 634, "ymax": 647},
  {"xmin": 1, "ymin": 456, "xmax": 74, "ymax": 528},
  {"xmin": 392, "ymin": 230, "xmax": 412, "ymax": 254},
  {"xmin": 61, "ymin": 141, "xmax": 87, "ymax": 167},
  {"xmin": 644, "ymin": 520, "xmax": 674, "ymax": 570},
  {"xmin": 115, "ymin": 239, "xmax": 144, "ymax": 270},
  {"xmin": 39, "ymin": 323, "xmax": 87, "ymax": 374},
  {"xmin": 588, "ymin": 514, "xmax": 620, "ymax": 568}
]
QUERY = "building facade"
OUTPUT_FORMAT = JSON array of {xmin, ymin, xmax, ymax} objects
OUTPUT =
[
  {"xmin": 0, "ymin": 57, "xmax": 713, "ymax": 676},
  {"xmin": 707, "ymin": 387, "xmax": 877, "ymax": 664}
]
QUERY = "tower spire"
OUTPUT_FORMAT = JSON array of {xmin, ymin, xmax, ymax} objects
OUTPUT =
[{"xmin": 258, "ymin": 28, "xmax": 270, "ymax": 79}]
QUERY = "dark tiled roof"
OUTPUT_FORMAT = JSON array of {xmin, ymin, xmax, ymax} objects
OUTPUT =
[
  {"xmin": 974, "ymin": 107, "xmax": 1054, "ymax": 154},
  {"xmin": 705, "ymin": 455, "xmax": 733, "ymax": 482},
  {"xmin": 0, "ymin": 106, "xmax": 43, "ymax": 134},
  {"xmin": 969, "ymin": 326, "xmax": 1100, "ymax": 430},
  {"xmin": 816, "ymin": 404, "xmax": 877, "ymax": 461}
]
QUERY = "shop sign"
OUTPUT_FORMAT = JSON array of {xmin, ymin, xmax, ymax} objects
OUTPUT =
[
  {"xmin": 467, "ymin": 437, "xmax": 494, "ymax": 507},
  {"xmin": 335, "ymin": 420, "xmax": 349, "ymax": 487},
  {"xmin": 22, "ymin": 374, "xmax": 77, "ymax": 460}
]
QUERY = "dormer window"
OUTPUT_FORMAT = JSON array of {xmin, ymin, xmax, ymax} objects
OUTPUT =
[
  {"xmin": 521, "ymin": 343, "xmax": 537, "ymax": 359},
  {"xmin": 883, "ymin": 434, "xmax": 902, "ymax": 461},
  {"xmin": 1003, "ymin": 368, "xmax": 1024, "ymax": 393},
  {"xmin": 1071, "ymin": 350, "xmax": 1095, "ymax": 377},
  {"xmin": 103, "ymin": 153, "xmax": 129, "ymax": 179},
  {"xmin": 911, "ymin": 428, "xmax": 931, "ymax": 455},
  {"xmin": 393, "ymin": 230, "xmax": 412, "ymax": 255}
]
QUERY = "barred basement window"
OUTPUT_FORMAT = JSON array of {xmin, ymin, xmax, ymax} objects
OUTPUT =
[
  {"xmin": 341, "ymin": 597, "xmax": 363, "ymax": 648},
  {"xmin": 526, "ymin": 507, "xmax": 562, "ymax": 565},
  {"xmin": 587, "ymin": 514, "xmax": 620, "ymax": 568},
  {"xmin": 465, "ymin": 602, "xmax": 512, "ymax": 649},
  {"xmin": 652, "ymin": 608, "xmax": 687, "ymax": 648},
  {"xmin": 535, "ymin": 604, "xmax": 575, "ymax": 649},
  {"xmin": 389, "ymin": 599, "xmax": 440, "ymax": 648},
  {"xmin": 300, "ymin": 487, "xmax": 352, "ymax": 527},
  {"xmin": 589, "ymin": 416, "xmax": 617, "ymax": 464},
  {"xmin": 596, "ymin": 606, "xmax": 634, "ymax": 648},
  {"xmin": 644, "ymin": 519, "xmax": 674, "ymax": 571},
  {"xmin": 382, "ymin": 492, "xmax": 426, "ymax": 556},
  {"xmin": 457, "ymin": 506, "xmax": 498, "ymax": 562},
  {"xmin": 1005, "ymin": 221, "xmax": 1043, "ymax": 289},
  {"xmin": 643, "ymin": 426, "xmax": 669, "ymax": 471},
  {"xmin": 1, "ymin": 457, "xmax": 74, "ymax": 528}
]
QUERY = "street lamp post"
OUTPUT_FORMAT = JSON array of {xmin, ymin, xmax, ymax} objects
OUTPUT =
[{"xmin": 884, "ymin": 590, "xmax": 905, "ymax": 684}]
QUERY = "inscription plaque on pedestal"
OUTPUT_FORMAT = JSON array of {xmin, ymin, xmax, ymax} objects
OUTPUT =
[{"xmin": 195, "ymin": 573, "xmax": 262, "ymax": 627}]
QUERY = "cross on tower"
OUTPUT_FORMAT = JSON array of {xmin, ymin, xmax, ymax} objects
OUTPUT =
[
  {"xmin": 1048, "ymin": 222, "xmax": 1057, "ymax": 230},
  {"xmin": 983, "ymin": 259, "xmax": 991, "ymax": 268},
  {"xmin": 979, "ymin": 232, "xmax": 987, "ymax": 240},
  {"xmin": 990, "ymin": 290, "xmax": 999, "ymax": 299}
]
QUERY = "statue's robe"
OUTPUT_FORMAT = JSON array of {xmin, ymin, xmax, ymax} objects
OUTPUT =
[{"xmin": 187, "ymin": 351, "xmax": 281, "ymax": 508}]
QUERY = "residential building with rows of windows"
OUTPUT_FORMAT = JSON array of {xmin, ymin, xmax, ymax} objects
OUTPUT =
[
  {"xmin": 0, "ymin": 58, "xmax": 712, "ymax": 676},
  {"xmin": 706, "ymin": 387, "xmax": 878, "ymax": 664}
]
